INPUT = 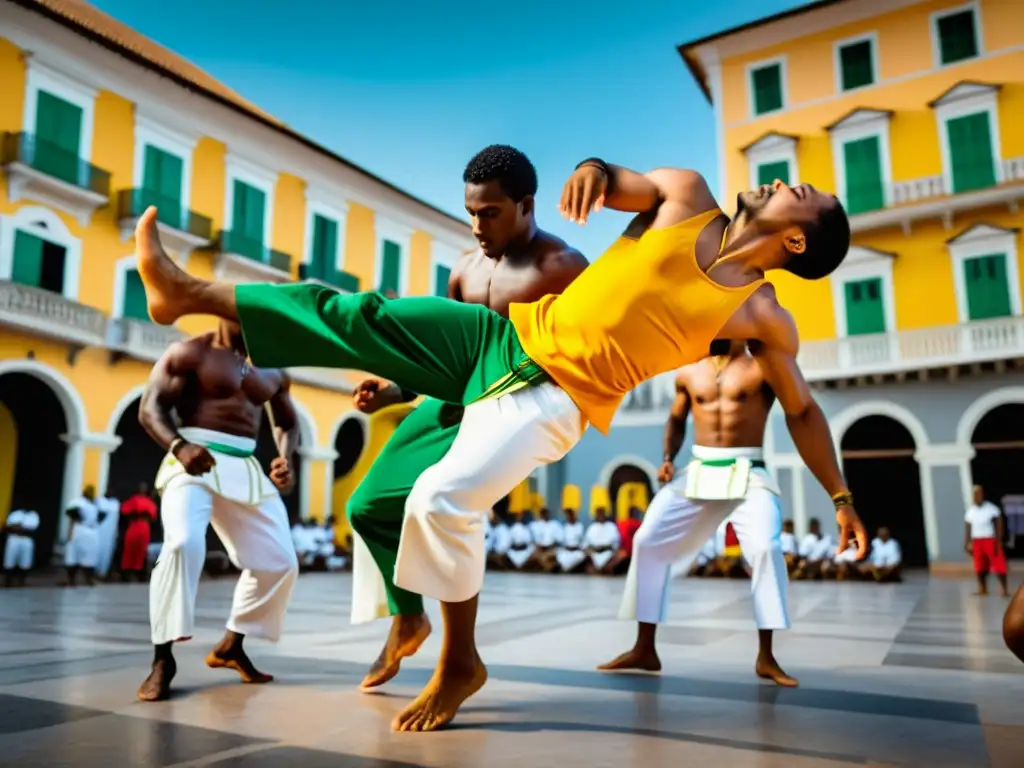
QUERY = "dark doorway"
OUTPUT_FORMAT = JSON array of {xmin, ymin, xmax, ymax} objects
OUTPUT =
[
  {"xmin": 108, "ymin": 398, "xmax": 165, "ymax": 500},
  {"xmin": 841, "ymin": 415, "xmax": 928, "ymax": 567},
  {"xmin": 255, "ymin": 412, "xmax": 303, "ymax": 524},
  {"xmin": 0, "ymin": 373, "xmax": 68, "ymax": 566},
  {"xmin": 333, "ymin": 417, "xmax": 365, "ymax": 481},
  {"xmin": 608, "ymin": 464, "xmax": 653, "ymax": 521},
  {"xmin": 970, "ymin": 403, "xmax": 1024, "ymax": 559}
]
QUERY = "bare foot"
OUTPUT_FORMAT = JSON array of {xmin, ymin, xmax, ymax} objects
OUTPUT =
[
  {"xmin": 392, "ymin": 655, "xmax": 488, "ymax": 732},
  {"xmin": 361, "ymin": 613, "xmax": 432, "ymax": 690},
  {"xmin": 135, "ymin": 206, "xmax": 199, "ymax": 325},
  {"xmin": 137, "ymin": 658, "xmax": 177, "ymax": 702},
  {"xmin": 597, "ymin": 647, "xmax": 662, "ymax": 673},
  {"xmin": 756, "ymin": 656, "xmax": 799, "ymax": 687},
  {"xmin": 205, "ymin": 647, "xmax": 273, "ymax": 684}
]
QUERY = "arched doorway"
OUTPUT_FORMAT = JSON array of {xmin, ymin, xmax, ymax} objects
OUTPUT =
[
  {"xmin": 969, "ymin": 403, "xmax": 1024, "ymax": 559},
  {"xmin": 107, "ymin": 397, "xmax": 165, "ymax": 499},
  {"xmin": 841, "ymin": 415, "xmax": 928, "ymax": 567},
  {"xmin": 255, "ymin": 415, "xmax": 304, "ymax": 523},
  {"xmin": 333, "ymin": 416, "xmax": 365, "ymax": 485},
  {"xmin": 0, "ymin": 373, "xmax": 69, "ymax": 566},
  {"xmin": 608, "ymin": 464, "xmax": 654, "ymax": 522}
]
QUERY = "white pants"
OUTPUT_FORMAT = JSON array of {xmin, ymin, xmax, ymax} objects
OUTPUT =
[
  {"xmin": 394, "ymin": 382, "xmax": 585, "ymax": 603},
  {"xmin": 619, "ymin": 467, "xmax": 790, "ymax": 630},
  {"xmin": 149, "ymin": 479, "xmax": 299, "ymax": 645},
  {"xmin": 590, "ymin": 549, "xmax": 615, "ymax": 570},
  {"xmin": 556, "ymin": 547, "xmax": 585, "ymax": 572},
  {"xmin": 65, "ymin": 526, "xmax": 99, "ymax": 568},
  {"xmin": 507, "ymin": 545, "xmax": 535, "ymax": 569},
  {"xmin": 4, "ymin": 535, "xmax": 34, "ymax": 570}
]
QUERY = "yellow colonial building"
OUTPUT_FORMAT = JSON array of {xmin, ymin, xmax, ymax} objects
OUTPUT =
[
  {"xmin": 0, "ymin": 0, "xmax": 474, "ymax": 563},
  {"xmin": 671, "ymin": 0, "xmax": 1024, "ymax": 568}
]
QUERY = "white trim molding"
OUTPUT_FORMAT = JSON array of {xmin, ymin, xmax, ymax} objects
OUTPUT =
[
  {"xmin": 929, "ymin": 81, "xmax": 1003, "ymax": 196},
  {"xmin": 829, "ymin": 246, "xmax": 897, "ymax": 338},
  {"xmin": 429, "ymin": 240, "xmax": 462, "ymax": 298},
  {"xmin": 595, "ymin": 454, "xmax": 660, "ymax": 494},
  {"xmin": 957, "ymin": 386, "xmax": 1024, "ymax": 446},
  {"xmin": 745, "ymin": 55, "xmax": 788, "ymax": 119},
  {"xmin": 945, "ymin": 222, "xmax": 1021, "ymax": 322},
  {"xmin": 833, "ymin": 31, "xmax": 880, "ymax": 94},
  {"xmin": 22, "ymin": 56, "xmax": 97, "ymax": 162},
  {"xmin": 374, "ymin": 214, "xmax": 414, "ymax": 297},
  {"xmin": 0, "ymin": 205, "xmax": 83, "ymax": 300},
  {"xmin": 303, "ymin": 191, "xmax": 349, "ymax": 271},
  {"xmin": 110, "ymin": 254, "xmax": 139, "ymax": 319},
  {"xmin": 827, "ymin": 108, "xmax": 894, "ymax": 212},
  {"xmin": 131, "ymin": 113, "xmax": 198, "ymax": 213},
  {"xmin": 929, "ymin": 1, "xmax": 984, "ymax": 69},
  {"xmin": 223, "ymin": 152, "xmax": 277, "ymax": 246},
  {"xmin": 741, "ymin": 131, "xmax": 799, "ymax": 190}
]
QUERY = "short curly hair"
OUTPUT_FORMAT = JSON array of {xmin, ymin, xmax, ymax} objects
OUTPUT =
[
  {"xmin": 463, "ymin": 145, "xmax": 538, "ymax": 202},
  {"xmin": 784, "ymin": 197, "xmax": 851, "ymax": 280}
]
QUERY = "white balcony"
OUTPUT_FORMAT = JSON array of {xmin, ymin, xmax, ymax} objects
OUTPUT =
[
  {"xmin": 798, "ymin": 316, "xmax": 1024, "ymax": 383},
  {"xmin": 107, "ymin": 318, "xmax": 185, "ymax": 363},
  {"xmin": 0, "ymin": 280, "xmax": 108, "ymax": 350}
]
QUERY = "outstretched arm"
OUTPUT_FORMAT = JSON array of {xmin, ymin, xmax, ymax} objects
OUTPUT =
[
  {"xmin": 663, "ymin": 381, "xmax": 691, "ymax": 465},
  {"xmin": 267, "ymin": 372, "xmax": 300, "ymax": 460},
  {"xmin": 751, "ymin": 303, "xmax": 867, "ymax": 556},
  {"xmin": 139, "ymin": 341, "xmax": 203, "ymax": 451}
]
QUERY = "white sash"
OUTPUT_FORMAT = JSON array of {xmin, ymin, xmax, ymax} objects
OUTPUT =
[{"xmin": 680, "ymin": 445, "xmax": 779, "ymax": 500}]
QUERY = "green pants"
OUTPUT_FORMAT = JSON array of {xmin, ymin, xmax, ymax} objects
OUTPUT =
[
  {"xmin": 348, "ymin": 398, "xmax": 462, "ymax": 616},
  {"xmin": 236, "ymin": 284, "xmax": 546, "ymax": 406}
]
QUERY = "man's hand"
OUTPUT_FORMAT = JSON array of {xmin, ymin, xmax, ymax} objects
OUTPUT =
[
  {"xmin": 559, "ymin": 165, "xmax": 607, "ymax": 225},
  {"xmin": 965, "ymin": 541, "xmax": 974, "ymax": 555},
  {"xmin": 352, "ymin": 378, "xmax": 401, "ymax": 414},
  {"xmin": 836, "ymin": 505, "xmax": 869, "ymax": 559},
  {"xmin": 174, "ymin": 442, "xmax": 215, "ymax": 476},
  {"xmin": 270, "ymin": 457, "xmax": 294, "ymax": 494},
  {"xmin": 657, "ymin": 461, "xmax": 675, "ymax": 484}
]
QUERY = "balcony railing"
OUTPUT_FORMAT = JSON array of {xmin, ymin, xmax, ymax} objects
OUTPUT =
[
  {"xmin": 298, "ymin": 262, "xmax": 360, "ymax": 293},
  {"xmin": 217, "ymin": 229, "xmax": 292, "ymax": 274},
  {"xmin": 798, "ymin": 316, "xmax": 1024, "ymax": 382},
  {"xmin": 107, "ymin": 317, "xmax": 185, "ymax": 363},
  {"xmin": 1, "ymin": 131, "xmax": 110, "ymax": 197},
  {"xmin": 0, "ymin": 280, "xmax": 107, "ymax": 348},
  {"xmin": 117, "ymin": 189, "xmax": 212, "ymax": 242}
]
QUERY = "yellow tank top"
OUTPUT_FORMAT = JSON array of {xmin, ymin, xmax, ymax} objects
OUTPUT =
[{"xmin": 509, "ymin": 208, "xmax": 764, "ymax": 435}]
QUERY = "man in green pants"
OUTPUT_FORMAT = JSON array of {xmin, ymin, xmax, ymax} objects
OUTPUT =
[{"xmin": 345, "ymin": 146, "xmax": 588, "ymax": 690}]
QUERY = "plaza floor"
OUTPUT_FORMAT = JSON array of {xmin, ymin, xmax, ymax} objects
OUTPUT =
[{"xmin": 0, "ymin": 571, "xmax": 1021, "ymax": 767}]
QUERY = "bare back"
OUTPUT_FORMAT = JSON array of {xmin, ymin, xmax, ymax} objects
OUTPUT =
[
  {"xmin": 677, "ymin": 353, "xmax": 775, "ymax": 449},
  {"xmin": 143, "ymin": 334, "xmax": 292, "ymax": 443},
  {"xmin": 450, "ymin": 231, "xmax": 588, "ymax": 317}
]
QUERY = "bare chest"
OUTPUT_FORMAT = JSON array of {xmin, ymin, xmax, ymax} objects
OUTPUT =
[
  {"xmin": 457, "ymin": 257, "xmax": 550, "ymax": 317},
  {"xmin": 194, "ymin": 351, "xmax": 279, "ymax": 404},
  {"xmin": 686, "ymin": 359, "xmax": 766, "ymax": 408}
]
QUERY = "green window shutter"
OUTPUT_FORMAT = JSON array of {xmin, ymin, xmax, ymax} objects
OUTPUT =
[
  {"xmin": 757, "ymin": 160, "xmax": 789, "ymax": 186},
  {"xmin": 33, "ymin": 91, "xmax": 83, "ymax": 185},
  {"xmin": 122, "ymin": 268, "xmax": 150, "ymax": 321},
  {"xmin": 751, "ymin": 64, "xmax": 783, "ymax": 115},
  {"xmin": 964, "ymin": 254, "xmax": 1012, "ymax": 320},
  {"xmin": 844, "ymin": 277, "xmax": 886, "ymax": 335},
  {"xmin": 142, "ymin": 146, "xmax": 184, "ymax": 227},
  {"xmin": 839, "ymin": 40, "xmax": 874, "ymax": 90},
  {"xmin": 938, "ymin": 10, "xmax": 978, "ymax": 65},
  {"xmin": 381, "ymin": 240, "xmax": 401, "ymax": 295},
  {"xmin": 843, "ymin": 136, "xmax": 885, "ymax": 214},
  {"xmin": 311, "ymin": 214, "xmax": 338, "ymax": 280},
  {"xmin": 11, "ymin": 231, "xmax": 45, "ymax": 288},
  {"xmin": 435, "ymin": 264, "xmax": 452, "ymax": 297},
  {"xmin": 231, "ymin": 181, "xmax": 266, "ymax": 260},
  {"xmin": 947, "ymin": 112, "xmax": 995, "ymax": 194}
]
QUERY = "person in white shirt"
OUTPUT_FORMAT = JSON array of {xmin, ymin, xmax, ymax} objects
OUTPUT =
[
  {"xmin": 965, "ymin": 485, "xmax": 1008, "ymax": 597},
  {"xmin": 861, "ymin": 527, "xmax": 901, "ymax": 582},
  {"xmin": 95, "ymin": 491, "xmax": 121, "ymax": 580},
  {"xmin": 486, "ymin": 510, "xmax": 512, "ymax": 570},
  {"xmin": 506, "ymin": 514, "xmax": 535, "ymax": 570},
  {"xmin": 824, "ymin": 540, "xmax": 860, "ymax": 580},
  {"xmin": 3, "ymin": 508, "xmax": 40, "ymax": 587},
  {"xmin": 779, "ymin": 519, "xmax": 798, "ymax": 572},
  {"xmin": 792, "ymin": 518, "xmax": 830, "ymax": 580},
  {"xmin": 527, "ymin": 507, "xmax": 564, "ymax": 571},
  {"xmin": 584, "ymin": 507, "xmax": 621, "ymax": 574},
  {"xmin": 555, "ymin": 508, "xmax": 586, "ymax": 573},
  {"xmin": 291, "ymin": 519, "xmax": 318, "ymax": 570},
  {"xmin": 687, "ymin": 536, "xmax": 718, "ymax": 577},
  {"xmin": 64, "ymin": 486, "xmax": 106, "ymax": 587}
]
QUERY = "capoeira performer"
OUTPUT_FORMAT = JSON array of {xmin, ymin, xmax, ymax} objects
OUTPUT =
[
  {"xmin": 133, "ymin": 156, "xmax": 867, "ymax": 730},
  {"xmin": 600, "ymin": 337, "xmax": 858, "ymax": 687},
  {"xmin": 136, "ymin": 320, "xmax": 300, "ymax": 702},
  {"xmin": 3, "ymin": 507, "xmax": 39, "ymax": 587},
  {"xmin": 344, "ymin": 146, "xmax": 588, "ymax": 697},
  {"xmin": 64, "ymin": 486, "xmax": 104, "ymax": 586}
]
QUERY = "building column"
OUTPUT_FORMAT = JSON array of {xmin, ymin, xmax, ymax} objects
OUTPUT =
[
  {"xmin": 915, "ymin": 442, "xmax": 975, "ymax": 563},
  {"xmin": 771, "ymin": 453, "xmax": 809, "ymax": 536},
  {"xmin": 298, "ymin": 445, "xmax": 338, "ymax": 521},
  {"xmin": 57, "ymin": 431, "xmax": 122, "ymax": 542}
]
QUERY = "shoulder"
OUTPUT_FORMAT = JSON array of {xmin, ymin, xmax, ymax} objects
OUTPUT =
[
  {"xmin": 164, "ymin": 335, "xmax": 210, "ymax": 367},
  {"xmin": 748, "ymin": 285, "xmax": 798, "ymax": 356},
  {"xmin": 645, "ymin": 168, "xmax": 714, "ymax": 202},
  {"xmin": 536, "ymin": 231, "xmax": 590, "ymax": 270}
]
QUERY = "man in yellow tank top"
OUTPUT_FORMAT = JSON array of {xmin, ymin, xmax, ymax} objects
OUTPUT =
[{"xmin": 132, "ymin": 157, "xmax": 867, "ymax": 730}]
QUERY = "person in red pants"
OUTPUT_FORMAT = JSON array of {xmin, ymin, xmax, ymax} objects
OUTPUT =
[
  {"xmin": 965, "ymin": 484, "xmax": 1009, "ymax": 598},
  {"xmin": 121, "ymin": 482, "xmax": 158, "ymax": 581}
]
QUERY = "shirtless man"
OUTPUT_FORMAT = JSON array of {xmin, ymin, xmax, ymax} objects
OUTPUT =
[
  {"xmin": 600, "ymin": 336, "xmax": 859, "ymax": 687},
  {"xmin": 344, "ymin": 145, "xmax": 588, "ymax": 725},
  {"xmin": 132, "ymin": 156, "xmax": 868, "ymax": 729},
  {"xmin": 136, "ymin": 320, "xmax": 300, "ymax": 702}
]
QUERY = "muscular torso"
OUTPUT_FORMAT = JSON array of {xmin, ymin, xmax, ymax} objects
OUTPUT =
[
  {"xmin": 451, "ymin": 232, "xmax": 586, "ymax": 317},
  {"xmin": 679, "ymin": 353, "xmax": 775, "ymax": 448},
  {"xmin": 174, "ymin": 335, "xmax": 285, "ymax": 439}
]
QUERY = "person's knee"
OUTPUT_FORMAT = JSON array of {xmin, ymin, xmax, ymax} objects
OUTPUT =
[
  {"xmin": 347, "ymin": 487, "xmax": 373, "ymax": 534},
  {"xmin": 406, "ymin": 475, "xmax": 465, "ymax": 530}
]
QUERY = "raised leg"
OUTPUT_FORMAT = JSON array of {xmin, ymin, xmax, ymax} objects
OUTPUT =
[{"xmin": 1004, "ymin": 580, "xmax": 1024, "ymax": 663}]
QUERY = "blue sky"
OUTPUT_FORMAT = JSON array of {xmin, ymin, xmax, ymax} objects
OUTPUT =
[{"xmin": 92, "ymin": 0, "xmax": 806, "ymax": 259}]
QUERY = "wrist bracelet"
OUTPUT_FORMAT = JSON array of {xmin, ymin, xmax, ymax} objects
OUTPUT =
[
  {"xmin": 575, "ymin": 157, "xmax": 610, "ymax": 176},
  {"xmin": 169, "ymin": 436, "xmax": 187, "ymax": 456},
  {"xmin": 831, "ymin": 491, "xmax": 854, "ymax": 509}
]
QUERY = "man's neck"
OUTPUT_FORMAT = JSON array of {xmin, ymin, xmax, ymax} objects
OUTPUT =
[{"xmin": 496, "ymin": 221, "xmax": 539, "ymax": 262}]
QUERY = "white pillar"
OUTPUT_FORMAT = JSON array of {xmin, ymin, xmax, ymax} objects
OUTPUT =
[
  {"xmin": 297, "ymin": 444, "xmax": 338, "ymax": 521},
  {"xmin": 915, "ymin": 442, "xmax": 975, "ymax": 562}
]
